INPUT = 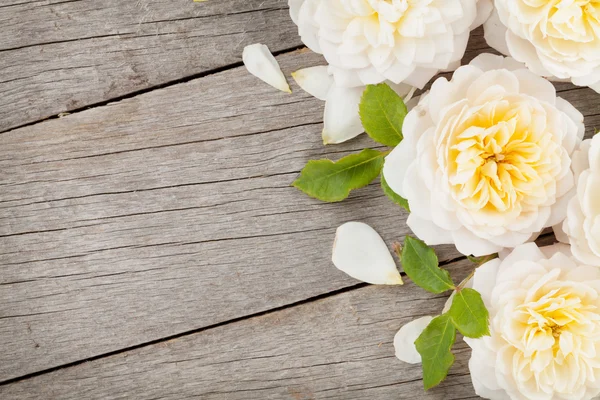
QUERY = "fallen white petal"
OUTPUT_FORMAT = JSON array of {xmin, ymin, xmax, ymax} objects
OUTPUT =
[
  {"xmin": 242, "ymin": 43, "xmax": 291, "ymax": 93},
  {"xmin": 332, "ymin": 222, "xmax": 403, "ymax": 285},
  {"xmin": 322, "ymin": 85, "xmax": 364, "ymax": 144},
  {"xmin": 291, "ymin": 66, "xmax": 332, "ymax": 101},
  {"xmin": 394, "ymin": 316, "xmax": 434, "ymax": 364}
]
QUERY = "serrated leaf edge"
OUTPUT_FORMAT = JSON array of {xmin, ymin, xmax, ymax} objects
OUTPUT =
[
  {"xmin": 403, "ymin": 237, "xmax": 455, "ymax": 293},
  {"xmin": 359, "ymin": 83, "xmax": 407, "ymax": 147},
  {"xmin": 449, "ymin": 289, "xmax": 490, "ymax": 339}
]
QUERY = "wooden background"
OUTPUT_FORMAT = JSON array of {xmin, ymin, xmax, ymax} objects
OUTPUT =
[{"xmin": 1, "ymin": 1, "xmax": 598, "ymax": 398}]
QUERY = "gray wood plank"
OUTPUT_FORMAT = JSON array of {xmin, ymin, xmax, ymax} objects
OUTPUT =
[
  {"xmin": 0, "ymin": 259, "xmax": 478, "ymax": 400},
  {"xmin": 0, "ymin": 0, "xmax": 301, "ymax": 131},
  {"xmin": 1, "ymin": 28, "xmax": 598, "ymax": 385},
  {"xmin": 0, "ymin": 50, "xmax": 465, "ymax": 382}
]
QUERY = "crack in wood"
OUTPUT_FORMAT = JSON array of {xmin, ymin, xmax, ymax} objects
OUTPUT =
[
  {"xmin": 0, "ymin": 43, "xmax": 306, "ymax": 135},
  {"xmin": 0, "ymin": 281, "xmax": 368, "ymax": 386}
]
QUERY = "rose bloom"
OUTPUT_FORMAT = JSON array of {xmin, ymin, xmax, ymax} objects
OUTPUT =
[
  {"xmin": 288, "ymin": 0, "xmax": 492, "ymax": 89},
  {"xmin": 383, "ymin": 54, "xmax": 584, "ymax": 256},
  {"xmin": 558, "ymin": 134, "xmax": 600, "ymax": 266},
  {"xmin": 485, "ymin": 0, "xmax": 600, "ymax": 93},
  {"xmin": 465, "ymin": 243, "xmax": 600, "ymax": 400}
]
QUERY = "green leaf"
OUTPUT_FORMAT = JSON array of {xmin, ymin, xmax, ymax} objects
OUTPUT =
[
  {"xmin": 448, "ymin": 288, "xmax": 490, "ymax": 338},
  {"xmin": 293, "ymin": 149, "xmax": 385, "ymax": 202},
  {"xmin": 415, "ymin": 314, "xmax": 456, "ymax": 390},
  {"xmin": 381, "ymin": 174, "xmax": 410, "ymax": 212},
  {"xmin": 402, "ymin": 236, "xmax": 455, "ymax": 294},
  {"xmin": 359, "ymin": 83, "xmax": 408, "ymax": 147}
]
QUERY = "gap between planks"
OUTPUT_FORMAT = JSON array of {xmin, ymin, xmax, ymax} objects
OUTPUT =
[
  {"xmin": 7, "ymin": 232, "xmax": 563, "ymax": 388},
  {"xmin": 0, "ymin": 251, "xmax": 471, "ymax": 387},
  {"xmin": 0, "ymin": 44, "xmax": 306, "ymax": 136}
]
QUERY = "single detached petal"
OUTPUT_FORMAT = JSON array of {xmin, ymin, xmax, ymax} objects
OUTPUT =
[
  {"xmin": 394, "ymin": 316, "xmax": 434, "ymax": 364},
  {"xmin": 291, "ymin": 66, "xmax": 332, "ymax": 101},
  {"xmin": 332, "ymin": 222, "xmax": 403, "ymax": 285},
  {"xmin": 322, "ymin": 85, "xmax": 364, "ymax": 144},
  {"xmin": 242, "ymin": 43, "xmax": 291, "ymax": 93}
]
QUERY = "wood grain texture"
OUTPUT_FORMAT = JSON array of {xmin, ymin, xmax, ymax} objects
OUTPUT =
[
  {"xmin": 0, "ymin": 50, "xmax": 466, "ymax": 382},
  {"xmin": 0, "ymin": 0, "xmax": 301, "ymax": 132},
  {"xmin": 1, "ymin": 20, "xmax": 600, "ymax": 395},
  {"xmin": 0, "ymin": 259, "xmax": 478, "ymax": 400}
]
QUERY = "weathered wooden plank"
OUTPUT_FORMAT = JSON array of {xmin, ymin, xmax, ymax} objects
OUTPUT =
[
  {"xmin": 1, "ymin": 28, "xmax": 598, "ymax": 384},
  {"xmin": 0, "ymin": 50, "xmax": 465, "ymax": 382},
  {"xmin": 0, "ymin": 259, "xmax": 477, "ymax": 400},
  {"xmin": 0, "ymin": 0, "xmax": 301, "ymax": 131}
]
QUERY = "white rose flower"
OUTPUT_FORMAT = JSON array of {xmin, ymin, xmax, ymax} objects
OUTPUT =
[
  {"xmin": 383, "ymin": 54, "xmax": 584, "ymax": 256},
  {"xmin": 561, "ymin": 134, "xmax": 600, "ymax": 266},
  {"xmin": 465, "ymin": 243, "xmax": 600, "ymax": 400},
  {"xmin": 289, "ymin": 0, "xmax": 493, "ymax": 89},
  {"xmin": 484, "ymin": 0, "xmax": 600, "ymax": 93}
]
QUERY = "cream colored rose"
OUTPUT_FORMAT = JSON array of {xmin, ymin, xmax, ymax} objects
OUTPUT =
[
  {"xmin": 465, "ymin": 243, "xmax": 600, "ymax": 400},
  {"xmin": 485, "ymin": 0, "xmax": 600, "ymax": 93},
  {"xmin": 561, "ymin": 134, "xmax": 600, "ymax": 266},
  {"xmin": 289, "ymin": 0, "xmax": 493, "ymax": 89},
  {"xmin": 383, "ymin": 54, "xmax": 584, "ymax": 256}
]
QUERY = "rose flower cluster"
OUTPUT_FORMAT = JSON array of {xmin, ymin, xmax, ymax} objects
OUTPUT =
[{"xmin": 242, "ymin": 0, "xmax": 600, "ymax": 399}]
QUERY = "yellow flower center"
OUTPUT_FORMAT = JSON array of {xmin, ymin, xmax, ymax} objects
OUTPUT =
[
  {"xmin": 529, "ymin": 0, "xmax": 600, "ymax": 43},
  {"xmin": 446, "ymin": 95, "xmax": 563, "ymax": 218},
  {"xmin": 501, "ymin": 272, "xmax": 600, "ymax": 393},
  {"xmin": 517, "ymin": 288, "xmax": 595, "ymax": 354}
]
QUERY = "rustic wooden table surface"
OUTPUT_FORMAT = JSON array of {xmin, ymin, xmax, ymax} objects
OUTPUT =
[{"xmin": 1, "ymin": 1, "xmax": 598, "ymax": 399}]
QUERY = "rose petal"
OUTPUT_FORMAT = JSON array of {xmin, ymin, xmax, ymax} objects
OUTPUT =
[
  {"xmin": 472, "ymin": 258, "xmax": 501, "ymax": 305},
  {"xmin": 322, "ymin": 85, "xmax": 364, "ymax": 144},
  {"xmin": 505, "ymin": 32, "xmax": 552, "ymax": 78},
  {"xmin": 407, "ymin": 214, "xmax": 454, "ymax": 246},
  {"xmin": 471, "ymin": 0, "xmax": 493, "ymax": 30},
  {"xmin": 553, "ymin": 222, "xmax": 569, "ymax": 244},
  {"xmin": 332, "ymin": 222, "xmax": 403, "ymax": 285},
  {"xmin": 242, "ymin": 44, "xmax": 291, "ymax": 93},
  {"xmin": 483, "ymin": 9, "xmax": 510, "ymax": 56},
  {"xmin": 394, "ymin": 316, "xmax": 434, "ymax": 364},
  {"xmin": 292, "ymin": 66, "xmax": 333, "ymax": 101},
  {"xmin": 452, "ymin": 228, "xmax": 503, "ymax": 257},
  {"xmin": 288, "ymin": 0, "xmax": 304, "ymax": 24}
]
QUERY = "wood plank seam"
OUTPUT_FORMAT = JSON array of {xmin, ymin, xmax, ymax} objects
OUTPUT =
[
  {"xmin": 0, "ymin": 44, "xmax": 306, "ymax": 135},
  {"xmin": 0, "ymin": 170, "xmax": 300, "ymax": 208},
  {"xmin": 1, "ymin": 37, "xmax": 595, "ymax": 389},
  {"xmin": 5, "ymin": 121, "xmax": 324, "ymax": 166},
  {"xmin": 1, "ymin": 226, "xmax": 333, "ymax": 266},
  {"xmin": 0, "ymin": 281, "xmax": 367, "ymax": 387},
  {"xmin": 135, "ymin": 7, "xmax": 288, "ymax": 27},
  {"xmin": 0, "ymin": 250, "xmax": 474, "ymax": 387}
]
